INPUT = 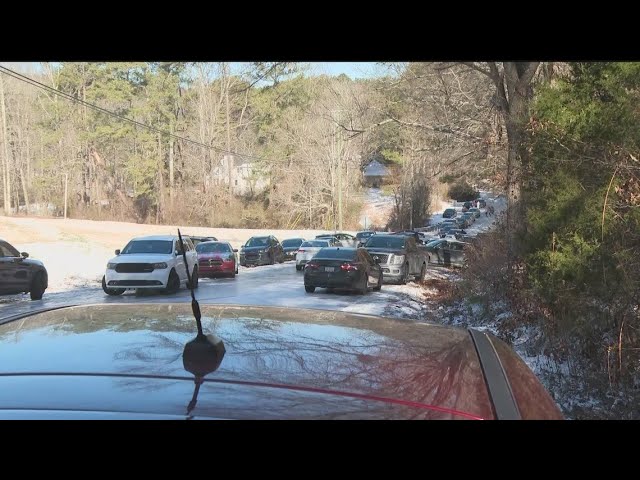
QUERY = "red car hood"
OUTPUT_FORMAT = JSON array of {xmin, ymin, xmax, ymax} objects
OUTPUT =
[{"xmin": 0, "ymin": 304, "xmax": 496, "ymax": 419}]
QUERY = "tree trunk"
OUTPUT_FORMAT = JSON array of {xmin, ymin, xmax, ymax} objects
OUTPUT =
[
  {"xmin": 20, "ymin": 168, "xmax": 29, "ymax": 214},
  {"xmin": 169, "ymin": 125, "xmax": 174, "ymax": 204},
  {"xmin": 0, "ymin": 74, "xmax": 11, "ymax": 216}
]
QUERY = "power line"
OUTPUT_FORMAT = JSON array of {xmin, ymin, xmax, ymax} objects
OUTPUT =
[{"xmin": 0, "ymin": 65, "xmax": 277, "ymax": 164}]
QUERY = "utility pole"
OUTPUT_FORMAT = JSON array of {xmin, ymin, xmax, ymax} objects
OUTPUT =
[
  {"xmin": 336, "ymin": 110, "xmax": 343, "ymax": 232},
  {"xmin": 63, "ymin": 173, "xmax": 68, "ymax": 219}
]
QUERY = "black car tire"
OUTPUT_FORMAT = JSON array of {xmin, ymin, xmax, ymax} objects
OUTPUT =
[
  {"xmin": 400, "ymin": 264, "xmax": 409, "ymax": 285},
  {"xmin": 164, "ymin": 269, "xmax": 180, "ymax": 294},
  {"xmin": 102, "ymin": 276, "xmax": 125, "ymax": 296},
  {"xmin": 373, "ymin": 273, "xmax": 382, "ymax": 291},
  {"xmin": 187, "ymin": 266, "xmax": 199, "ymax": 289},
  {"xmin": 305, "ymin": 285, "xmax": 315, "ymax": 293},
  {"xmin": 30, "ymin": 272, "xmax": 47, "ymax": 300},
  {"xmin": 358, "ymin": 277, "xmax": 368, "ymax": 295},
  {"xmin": 296, "ymin": 265, "xmax": 303, "ymax": 271}
]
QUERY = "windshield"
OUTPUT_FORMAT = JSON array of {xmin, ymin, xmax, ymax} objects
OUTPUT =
[
  {"xmin": 282, "ymin": 239, "xmax": 303, "ymax": 248},
  {"xmin": 315, "ymin": 248, "xmax": 357, "ymax": 260},
  {"xmin": 365, "ymin": 236, "xmax": 406, "ymax": 249},
  {"xmin": 121, "ymin": 240, "xmax": 173, "ymax": 255},
  {"xmin": 300, "ymin": 241, "xmax": 329, "ymax": 248},
  {"xmin": 196, "ymin": 242, "xmax": 230, "ymax": 254},
  {"xmin": 245, "ymin": 237, "xmax": 269, "ymax": 247}
]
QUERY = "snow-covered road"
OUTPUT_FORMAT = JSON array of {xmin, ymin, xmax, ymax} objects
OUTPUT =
[{"xmin": 0, "ymin": 260, "xmax": 451, "ymax": 322}]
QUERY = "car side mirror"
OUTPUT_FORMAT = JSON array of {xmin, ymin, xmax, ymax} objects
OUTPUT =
[
  {"xmin": 115, "ymin": 249, "xmax": 121, "ymax": 255},
  {"xmin": 233, "ymin": 249, "xmax": 238, "ymax": 252},
  {"xmin": 21, "ymin": 252, "xmax": 29, "ymax": 258}
]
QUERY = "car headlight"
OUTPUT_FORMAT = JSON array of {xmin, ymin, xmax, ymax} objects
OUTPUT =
[
  {"xmin": 152, "ymin": 262, "xmax": 168, "ymax": 269},
  {"xmin": 107, "ymin": 262, "xmax": 117, "ymax": 269},
  {"xmin": 392, "ymin": 255, "xmax": 405, "ymax": 265}
]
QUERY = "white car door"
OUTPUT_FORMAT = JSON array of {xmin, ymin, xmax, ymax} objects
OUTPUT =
[{"xmin": 174, "ymin": 239, "xmax": 187, "ymax": 281}]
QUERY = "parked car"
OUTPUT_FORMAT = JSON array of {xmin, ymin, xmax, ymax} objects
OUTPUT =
[
  {"xmin": 364, "ymin": 234, "xmax": 428, "ymax": 284},
  {"xmin": 102, "ymin": 235, "xmax": 198, "ymax": 295},
  {"xmin": 462, "ymin": 201, "xmax": 473, "ymax": 212},
  {"xmin": 281, "ymin": 238, "xmax": 305, "ymax": 261},
  {"xmin": 455, "ymin": 216, "xmax": 472, "ymax": 228},
  {"xmin": 392, "ymin": 230, "xmax": 428, "ymax": 245},
  {"xmin": 295, "ymin": 240, "xmax": 330, "ymax": 271},
  {"xmin": 0, "ymin": 303, "xmax": 563, "ymax": 419},
  {"xmin": 196, "ymin": 241, "xmax": 238, "ymax": 278},
  {"xmin": 461, "ymin": 212, "xmax": 475, "ymax": 224},
  {"xmin": 425, "ymin": 239, "xmax": 468, "ymax": 268},
  {"xmin": 314, "ymin": 235, "xmax": 343, "ymax": 247},
  {"xmin": 442, "ymin": 208, "xmax": 457, "ymax": 218},
  {"xmin": 333, "ymin": 233, "xmax": 358, "ymax": 247},
  {"xmin": 0, "ymin": 238, "xmax": 48, "ymax": 300},
  {"xmin": 239, "ymin": 236, "xmax": 284, "ymax": 266},
  {"xmin": 304, "ymin": 247, "xmax": 382, "ymax": 294},
  {"xmin": 188, "ymin": 236, "xmax": 218, "ymax": 247},
  {"xmin": 469, "ymin": 208, "xmax": 481, "ymax": 218},
  {"xmin": 356, "ymin": 231, "xmax": 376, "ymax": 247}
]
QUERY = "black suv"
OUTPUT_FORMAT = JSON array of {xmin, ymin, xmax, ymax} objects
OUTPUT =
[
  {"xmin": 0, "ymin": 239, "xmax": 48, "ymax": 300},
  {"xmin": 442, "ymin": 208, "xmax": 457, "ymax": 218}
]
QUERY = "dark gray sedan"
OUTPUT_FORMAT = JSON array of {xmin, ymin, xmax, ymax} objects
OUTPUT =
[{"xmin": 0, "ymin": 238, "xmax": 48, "ymax": 300}]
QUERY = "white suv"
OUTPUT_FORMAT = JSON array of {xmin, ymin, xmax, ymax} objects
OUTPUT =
[{"xmin": 102, "ymin": 235, "xmax": 198, "ymax": 296}]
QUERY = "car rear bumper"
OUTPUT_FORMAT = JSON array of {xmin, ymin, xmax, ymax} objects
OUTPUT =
[{"xmin": 304, "ymin": 271, "xmax": 361, "ymax": 289}]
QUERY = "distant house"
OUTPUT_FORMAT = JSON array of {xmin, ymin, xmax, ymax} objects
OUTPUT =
[
  {"xmin": 363, "ymin": 160, "xmax": 390, "ymax": 188},
  {"xmin": 211, "ymin": 154, "xmax": 270, "ymax": 196}
]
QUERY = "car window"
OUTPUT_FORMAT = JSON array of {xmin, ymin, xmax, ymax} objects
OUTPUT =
[
  {"xmin": 245, "ymin": 237, "xmax": 268, "ymax": 247},
  {"xmin": 300, "ymin": 241, "xmax": 329, "ymax": 248},
  {"xmin": 196, "ymin": 242, "xmax": 231, "ymax": 253},
  {"xmin": 282, "ymin": 239, "xmax": 303, "ymax": 248},
  {"xmin": 315, "ymin": 248, "xmax": 357, "ymax": 260},
  {"xmin": 121, "ymin": 240, "xmax": 174, "ymax": 255},
  {"xmin": 0, "ymin": 241, "xmax": 20, "ymax": 257}
]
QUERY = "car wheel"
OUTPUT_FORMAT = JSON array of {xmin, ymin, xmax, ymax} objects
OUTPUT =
[
  {"xmin": 102, "ymin": 276, "xmax": 125, "ymax": 296},
  {"xmin": 373, "ymin": 273, "xmax": 382, "ymax": 291},
  {"xmin": 187, "ymin": 266, "xmax": 199, "ymax": 289},
  {"xmin": 400, "ymin": 265, "xmax": 409, "ymax": 285},
  {"xmin": 296, "ymin": 265, "xmax": 302, "ymax": 271},
  {"xmin": 305, "ymin": 285, "xmax": 316, "ymax": 293},
  {"xmin": 30, "ymin": 272, "xmax": 47, "ymax": 300},
  {"xmin": 358, "ymin": 277, "xmax": 368, "ymax": 295},
  {"xmin": 164, "ymin": 269, "xmax": 180, "ymax": 294}
]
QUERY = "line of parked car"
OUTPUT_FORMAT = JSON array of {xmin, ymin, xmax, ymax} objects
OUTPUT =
[{"xmin": 1, "ymin": 206, "xmax": 478, "ymax": 302}]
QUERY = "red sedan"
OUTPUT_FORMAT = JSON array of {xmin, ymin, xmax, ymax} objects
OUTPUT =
[{"xmin": 196, "ymin": 241, "xmax": 238, "ymax": 278}]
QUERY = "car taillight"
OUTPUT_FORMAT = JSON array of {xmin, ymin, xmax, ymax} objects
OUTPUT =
[
  {"xmin": 306, "ymin": 261, "xmax": 320, "ymax": 270},
  {"xmin": 341, "ymin": 263, "xmax": 358, "ymax": 271}
]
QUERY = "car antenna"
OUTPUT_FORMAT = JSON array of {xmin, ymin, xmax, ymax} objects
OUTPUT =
[
  {"xmin": 178, "ymin": 228, "xmax": 203, "ymax": 336},
  {"xmin": 178, "ymin": 228, "xmax": 226, "ymax": 418}
]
